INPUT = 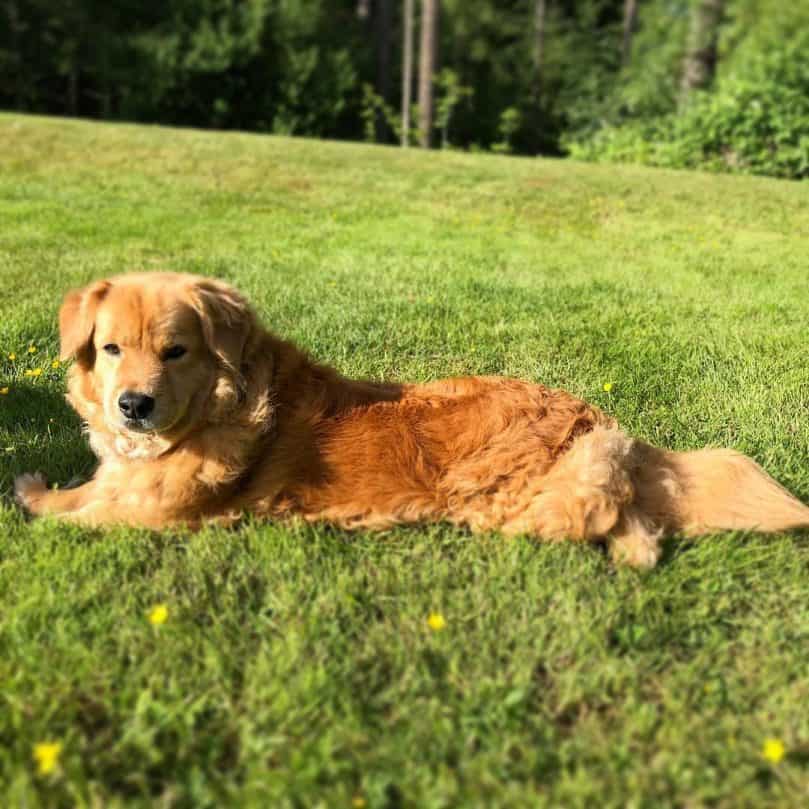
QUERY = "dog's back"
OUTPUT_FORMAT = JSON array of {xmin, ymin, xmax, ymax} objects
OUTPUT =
[{"xmin": 243, "ymin": 364, "xmax": 809, "ymax": 567}]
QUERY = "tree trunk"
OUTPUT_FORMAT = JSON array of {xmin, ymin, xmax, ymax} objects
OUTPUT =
[
  {"xmin": 99, "ymin": 37, "xmax": 112, "ymax": 118},
  {"xmin": 621, "ymin": 0, "xmax": 638, "ymax": 67},
  {"xmin": 402, "ymin": 0, "xmax": 414, "ymax": 146},
  {"xmin": 7, "ymin": 0, "xmax": 23, "ymax": 108},
  {"xmin": 374, "ymin": 0, "xmax": 394, "ymax": 140},
  {"xmin": 68, "ymin": 63, "xmax": 79, "ymax": 116},
  {"xmin": 533, "ymin": 0, "xmax": 546, "ymax": 98},
  {"xmin": 680, "ymin": 0, "xmax": 725, "ymax": 100},
  {"xmin": 418, "ymin": 0, "xmax": 440, "ymax": 148}
]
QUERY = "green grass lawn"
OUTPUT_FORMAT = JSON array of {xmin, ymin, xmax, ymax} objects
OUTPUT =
[{"xmin": 1, "ymin": 113, "xmax": 808, "ymax": 808}]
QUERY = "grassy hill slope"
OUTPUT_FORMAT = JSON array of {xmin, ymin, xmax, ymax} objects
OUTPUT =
[{"xmin": 1, "ymin": 114, "xmax": 808, "ymax": 807}]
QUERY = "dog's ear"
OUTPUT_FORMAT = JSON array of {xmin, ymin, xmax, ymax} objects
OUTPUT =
[
  {"xmin": 59, "ymin": 280, "xmax": 112, "ymax": 362},
  {"xmin": 187, "ymin": 278, "xmax": 256, "ymax": 374}
]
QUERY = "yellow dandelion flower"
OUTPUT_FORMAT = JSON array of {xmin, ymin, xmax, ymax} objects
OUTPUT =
[
  {"xmin": 8, "ymin": 352, "xmax": 16, "ymax": 360},
  {"xmin": 352, "ymin": 798, "xmax": 367, "ymax": 809},
  {"xmin": 603, "ymin": 382, "xmax": 613, "ymax": 393},
  {"xmin": 51, "ymin": 360, "xmax": 61, "ymax": 369},
  {"xmin": 427, "ymin": 612, "xmax": 446, "ymax": 632},
  {"xmin": 148, "ymin": 604, "xmax": 169, "ymax": 626},
  {"xmin": 762, "ymin": 738, "xmax": 785, "ymax": 763},
  {"xmin": 25, "ymin": 368, "xmax": 43, "ymax": 378},
  {"xmin": 33, "ymin": 741, "xmax": 62, "ymax": 775},
  {"xmin": 0, "ymin": 387, "xmax": 8, "ymax": 395},
  {"xmin": 28, "ymin": 345, "xmax": 37, "ymax": 354}
]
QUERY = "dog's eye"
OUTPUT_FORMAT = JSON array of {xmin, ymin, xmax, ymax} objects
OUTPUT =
[
  {"xmin": 103, "ymin": 344, "xmax": 120, "ymax": 356},
  {"xmin": 162, "ymin": 345, "xmax": 187, "ymax": 361}
]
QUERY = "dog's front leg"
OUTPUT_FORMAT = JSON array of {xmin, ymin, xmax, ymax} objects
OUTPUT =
[
  {"xmin": 14, "ymin": 473, "xmax": 99, "ymax": 517},
  {"xmin": 15, "ymin": 467, "xmax": 211, "ymax": 529}
]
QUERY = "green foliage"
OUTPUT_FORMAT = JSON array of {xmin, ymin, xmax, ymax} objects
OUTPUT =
[
  {"xmin": 0, "ymin": 1, "xmax": 806, "ymax": 175},
  {"xmin": 361, "ymin": 83, "xmax": 409, "ymax": 144},
  {"xmin": 2, "ymin": 115, "xmax": 809, "ymax": 806},
  {"xmin": 573, "ymin": 1, "xmax": 809, "ymax": 178},
  {"xmin": 361, "ymin": 83, "xmax": 381, "ymax": 142},
  {"xmin": 268, "ymin": 2, "xmax": 360, "ymax": 137},
  {"xmin": 433, "ymin": 68, "xmax": 473, "ymax": 148},
  {"xmin": 491, "ymin": 106, "xmax": 522, "ymax": 153},
  {"xmin": 1, "ymin": 0, "xmax": 366, "ymax": 138},
  {"xmin": 126, "ymin": 0, "xmax": 275, "ymax": 127},
  {"xmin": 570, "ymin": 21, "xmax": 809, "ymax": 179},
  {"xmin": 610, "ymin": 0, "xmax": 692, "ymax": 121}
]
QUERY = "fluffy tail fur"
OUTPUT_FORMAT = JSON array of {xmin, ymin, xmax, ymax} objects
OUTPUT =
[
  {"xmin": 536, "ymin": 427, "xmax": 808, "ymax": 568},
  {"xmin": 600, "ymin": 438, "xmax": 809, "ymax": 567},
  {"xmin": 501, "ymin": 423, "xmax": 809, "ymax": 568},
  {"xmin": 659, "ymin": 447, "xmax": 809, "ymax": 535}
]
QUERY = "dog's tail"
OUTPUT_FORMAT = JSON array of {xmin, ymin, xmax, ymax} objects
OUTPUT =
[{"xmin": 635, "ymin": 443, "xmax": 809, "ymax": 536}]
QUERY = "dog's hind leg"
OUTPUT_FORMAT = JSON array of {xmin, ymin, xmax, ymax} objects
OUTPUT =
[
  {"xmin": 607, "ymin": 509, "xmax": 664, "ymax": 569},
  {"xmin": 501, "ymin": 426, "xmax": 663, "ymax": 567}
]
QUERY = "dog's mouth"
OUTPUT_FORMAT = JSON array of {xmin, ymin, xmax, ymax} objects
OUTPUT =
[{"xmin": 121, "ymin": 417, "xmax": 158, "ymax": 433}]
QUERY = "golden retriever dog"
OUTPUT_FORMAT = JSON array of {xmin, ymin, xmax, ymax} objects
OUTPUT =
[{"xmin": 14, "ymin": 272, "xmax": 809, "ymax": 567}]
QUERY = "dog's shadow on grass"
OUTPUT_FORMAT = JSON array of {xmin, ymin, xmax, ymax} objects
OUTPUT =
[
  {"xmin": 0, "ymin": 383, "xmax": 95, "ymax": 495},
  {"xmin": 657, "ymin": 528, "xmax": 809, "ymax": 568}
]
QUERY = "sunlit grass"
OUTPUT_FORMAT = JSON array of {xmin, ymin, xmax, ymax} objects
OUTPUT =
[{"xmin": 1, "ymin": 113, "xmax": 808, "ymax": 807}]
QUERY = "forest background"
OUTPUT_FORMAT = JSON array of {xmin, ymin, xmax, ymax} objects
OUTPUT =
[{"xmin": 2, "ymin": 1, "xmax": 807, "ymax": 179}]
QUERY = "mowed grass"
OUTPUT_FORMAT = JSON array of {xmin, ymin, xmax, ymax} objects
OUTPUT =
[{"xmin": 1, "ymin": 113, "xmax": 808, "ymax": 808}]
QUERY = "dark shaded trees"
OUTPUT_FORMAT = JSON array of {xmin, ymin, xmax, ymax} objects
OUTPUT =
[{"xmin": 0, "ymin": 0, "xmax": 803, "ymax": 176}]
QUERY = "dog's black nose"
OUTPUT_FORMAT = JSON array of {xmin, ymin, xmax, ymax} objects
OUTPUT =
[{"xmin": 118, "ymin": 391, "xmax": 155, "ymax": 421}]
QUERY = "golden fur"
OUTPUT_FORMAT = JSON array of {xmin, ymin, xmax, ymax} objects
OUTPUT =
[{"xmin": 15, "ymin": 272, "xmax": 809, "ymax": 568}]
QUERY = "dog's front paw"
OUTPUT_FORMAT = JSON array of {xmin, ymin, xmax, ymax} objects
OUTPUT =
[{"xmin": 14, "ymin": 472, "xmax": 49, "ymax": 513}]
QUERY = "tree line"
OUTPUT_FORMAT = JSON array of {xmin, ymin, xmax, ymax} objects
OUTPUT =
[{"xmin": 1, "ymin": 1, "xmax": 806, "ymax": 177}]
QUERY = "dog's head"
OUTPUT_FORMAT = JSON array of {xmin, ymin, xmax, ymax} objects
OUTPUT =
[{"xmin": 60, "ymin": 272, "xmax": 258, "ymax": 457}]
